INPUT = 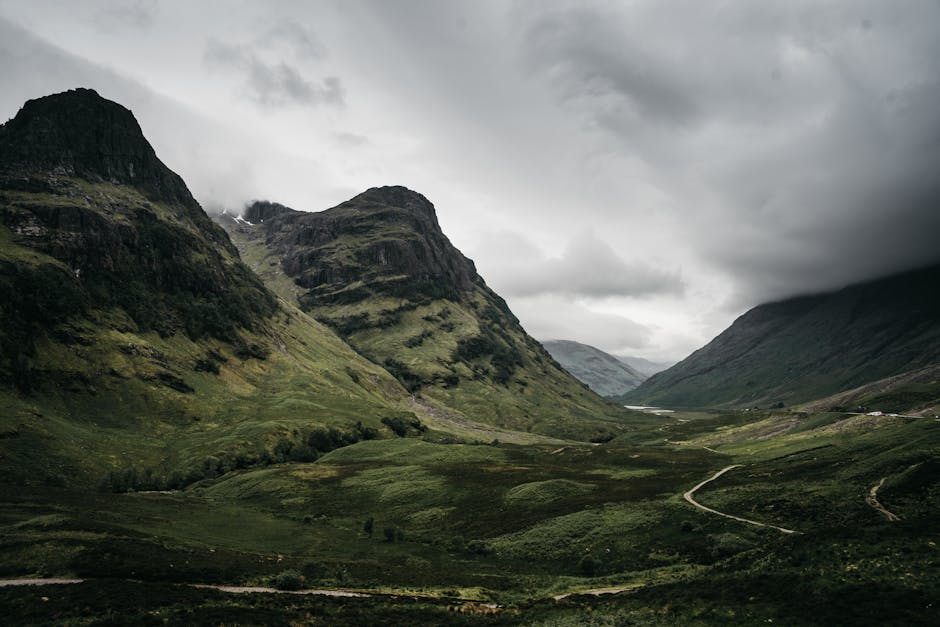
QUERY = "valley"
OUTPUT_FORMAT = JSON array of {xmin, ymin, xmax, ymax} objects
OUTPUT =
[
  {"xmin": 0, "ymin": 89, "xmax": 937, "ymax": 625},
  {"xmin": 1, "ymin": 401, "xmax": 937, "ymax": 625}
]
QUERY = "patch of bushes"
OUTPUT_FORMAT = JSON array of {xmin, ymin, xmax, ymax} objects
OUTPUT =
[
  {"xmin": 272, "ymin": 569, "xmax": 304, "ymax": 591},
  {"xmin": 404, "ymin": 330, "xmax": 433, "ymax": 348},
  {"xmin": 233, "ymin": 340, "xmax": 269, "ymax": 361},
  {"xmin": 466, "ymin": 540, "xmax": 494, "ymax": 556},
  {"xmin": 383, "ymin": 358, "xmax": 423, "ymax": 392},
  {"xmin": 153, "ymin": 372, "xmax": 194, "ymax": 393},
  {"xmin": 381, "ymin": 414, "xmax": 427, "ymax": 437},
  {"xmin": 101, "ymin": 422, "xmax": 380, "ymax": 492},
  {"xmin": 193, "ymin": 349, "xmax": 226, "ymax": 374},
  {"xmin": 193, "ymin": 358, "xmax": 219, "ymax": 374},
  {"xmin": 577, "ymin": 554, "xmax": 601, "ymax": 577},
  {"xmin": 452, "ymin": 331, "xmax": 523, "ymax": 385},
  {"xmin": 709, "ymin": 533, "xmax": 753, "ymax": 558},
  {"xmin": 323, "ymin": 312, "xmax": 371, "ymax": 336}
]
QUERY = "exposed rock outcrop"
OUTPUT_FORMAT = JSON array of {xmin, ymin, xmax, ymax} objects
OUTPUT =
[{"xmin": 244, "ymin": 186, "xmax": 477, "ymax": 305}]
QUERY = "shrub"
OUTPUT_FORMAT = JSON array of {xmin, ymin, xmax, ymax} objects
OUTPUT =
[
  {"xmin": 578, "ymin": 555, "xmax": 600, "ymax": 577},
  {"xmin": 302, "ymin": 561, "xmax": 326, "ymax": 580},
  {"xmin": 381, "ymin": 414, "xmax": 427, "ymax": 437},
  {"xmin": 466, "ymin": 540, "xmax": 493, "ymax": 556},
  {"xmin": 404, "ymin": 330, "xmax": 433, "ymax": 348},
  {"xmin": 273, "ymin": 569, "xmax": 304, "ymax": 591},
  {"xmin": 193, "ymin": 358, "xmax": 220, "ymax": 374},
  {"xmin": 709, "ymin": 533, "xmax": 752, "ymax": 558},
  {"xmin": 383, "ymin": 358, "xmax": 423, "ymax": 392}
]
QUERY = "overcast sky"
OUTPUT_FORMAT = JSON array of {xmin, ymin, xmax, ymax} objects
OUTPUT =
[{"xmin": 2, "ymin": 1, "xmax": 939, "ymax": 362}]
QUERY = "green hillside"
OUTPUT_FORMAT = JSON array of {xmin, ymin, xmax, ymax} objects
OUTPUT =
[
  {"xmin": 625, "ymin": 265, "xmax": 940, "ymax": 408},
  {"xmin": 1, "ymin": 89, "xmax": 937, "ymax": 626},
  {"xmin": 542, "ymin": 339, "xmax": 646, "ymax": 397},
  {"xmin": 2, "ymin": 396, "xmax": 937, "ymax": 624},
  {"xmin": 216, "ymin": 193, "xmax": 635, "ymax": 441},
  {"xmin": 0, "ymin": 89, "xmax": 419, "ymax": 490}
]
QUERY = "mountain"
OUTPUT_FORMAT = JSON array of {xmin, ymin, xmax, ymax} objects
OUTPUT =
[
  {"xmin": 216, "ymin": 193, "xmax": 634, "ymax": 440},
  {"xmin": 1, "ymin": 90, "xmax": 937, "ymax": 627},
  {"xmin": 541, "ymin": 340, "xmax": 646, "ymax": 397},
  {"xmin": 626, "ymin": 264, "xmax": 940, "ymax": 408},
  {"xmin": 615, "ymin": 355, "xmax": 672, "ymax": 378},
  {"xmin": 0, "ymin": 89, "xmax": 414, "ymax": 488}
]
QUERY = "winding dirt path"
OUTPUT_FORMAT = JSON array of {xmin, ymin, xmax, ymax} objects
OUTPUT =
[
  {"xmin": 683, "ymin": 465, "xmax": 799, "ymax": 534},
  {"xmin": 0, "ymin": 578, "xmax": 369, "ymax": 597},
  {"xmin": 190, "ymin": 583, "xmax": 369, "ymax": 597},
  {"xmin": 0, "ymin": 578, "xmax": 84, "ymax": 587},
  {"xmin": 552, "ymin": 584, "xmax": 642, "ymax": 601},
  {"xmin": 866, "ymin": 477, "xmax": 900, "ymax": 521}
]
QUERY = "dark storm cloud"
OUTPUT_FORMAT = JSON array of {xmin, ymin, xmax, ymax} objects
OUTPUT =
[
  {"xmin": 522, "ymin": 7, "xmax": 699, "ymax": 128},
  {"xmin": 518, "ymin": 0, "xmax": 940, "ymax": 306},
  {"xmin": 474, "ymin": 231, "xmax": 683, "ymax": 300},
  {"xmin": 204, "ymin": 38, "xmax": 344, "ymax": 108}
]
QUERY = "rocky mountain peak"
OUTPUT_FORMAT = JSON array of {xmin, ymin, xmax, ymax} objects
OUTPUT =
[
  {"xmin": 0, "ymin": 88, "xmax": 197, "ymax": 208},
  {"xmin": 243, "ymin": 200, "xmax": 298, "ymax": 223},
  {"xmin": 234, "ymin": 188, "xmax": 478, "ymax": 306},
  {"xmin": 349, "ymin": 185, "xmax": 437, "ymax": 217}
]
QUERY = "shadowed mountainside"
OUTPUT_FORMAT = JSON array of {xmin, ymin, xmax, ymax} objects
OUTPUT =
[{"xmin": 626, "ymin": 264, "xmax": 940, "ymax": 408}]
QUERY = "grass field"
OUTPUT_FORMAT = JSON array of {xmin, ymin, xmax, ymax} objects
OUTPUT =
[{"xmin": 2, "ymin": 404, "xmax": 937, "ymax": 624}]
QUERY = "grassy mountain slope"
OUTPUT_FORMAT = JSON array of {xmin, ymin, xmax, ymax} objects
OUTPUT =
[
  {"xmin": 542, "ymin": 339, "xmax": 646, "ymax": 397},
  {"xmin": 626, "ymin": 264, "xmax": 940, "ymax": 408},
  {"xmin": 0, "ymin": 89, "xmax": 419, "ymax": 490},
  {"xmin": 799, "ymin": 364, "xmax": 940, "ymax": 416},
  {"xmin": 217, "ymin": 192, "xmax": 636, "ymax": 441}
]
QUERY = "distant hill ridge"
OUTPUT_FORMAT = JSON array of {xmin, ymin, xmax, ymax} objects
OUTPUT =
[
  {"xmin": 626, "ymin": 264, "xmax": 940, "ymax": 408},
  {"xmin": 615, "ymin": 355, "xmax": 672, "ymax": 378},
  {"xmin": 542, "ymin": 340, "xmax": 647, "ymax": 397}
]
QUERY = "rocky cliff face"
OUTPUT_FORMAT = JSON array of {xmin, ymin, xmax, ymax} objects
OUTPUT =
[
  {"xmin": 0, "ymin": 89, "xmax": 277, "ymax": 387},
  {"xmin": 0, "ymin": 88, "xmax": 198, "ymax": 211},
  {"xmin": 246, "ymin": 186, "xmax": 477, "ymax": 306}
]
